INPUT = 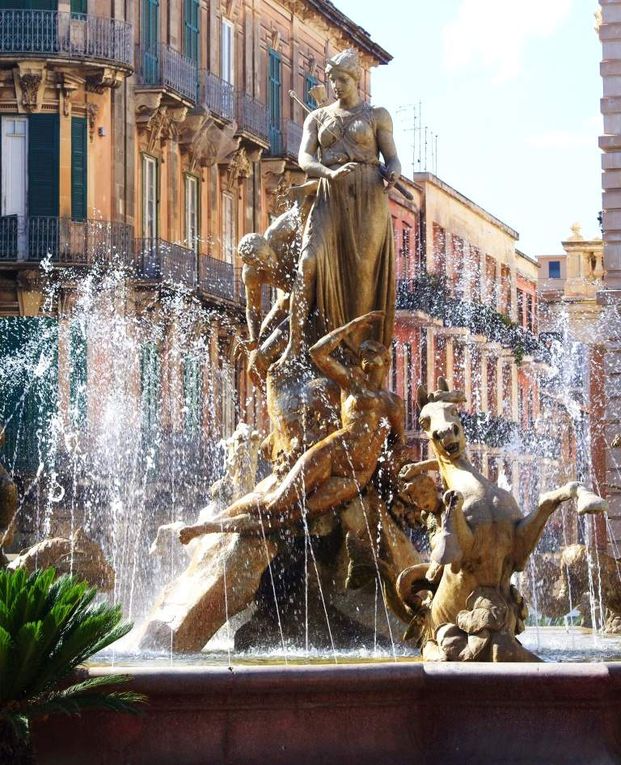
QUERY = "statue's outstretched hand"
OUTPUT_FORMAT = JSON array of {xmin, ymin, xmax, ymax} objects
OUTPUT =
[{"xmin": 329, "ymin": 162, "xmax": 358, "ymax": 180}]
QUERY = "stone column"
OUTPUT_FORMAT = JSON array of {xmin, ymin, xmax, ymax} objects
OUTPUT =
[{"xmin": 600, "ymin": 0, "xmax": 621, "ymax": 551}]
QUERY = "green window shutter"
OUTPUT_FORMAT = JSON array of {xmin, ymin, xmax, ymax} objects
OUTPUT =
[
  {"xmin": 71, "ymin": 116, "xmax": 87, "ymax": 221},
  {"xmin": 69, "ymin": 319, "xmax": 87, "ymax": 429},
  {"xmin": 141, "ymin": 341, "xmax": 160, "ymax": 438},
  {"xmin": 0, "ymin": 317, "xmax": 58, "ymax": 473},
  {"xmin": 304, "ymin": 74, "xmax": 318, "ymax": 110},
  {"xmin": 183, "ymin": 356, "xmax": 201, "ymax": 434},
  {"xmin": 142, "ymin": 0, "xmax": 160, "ymax": 83},
  {"xmin": 268, "ymin": 49, "xmax": 282, "ymax": 153},
  {"xmin": 70, "ymin": 0, "xmax": 87, "ymax": 14},
  {"xmin": 184, "ymin": 0, "xmax": 199, "ymax": 64},
  {"xmin": 28, "ymin": 114, "xmax": 59, "ymax": 218}
]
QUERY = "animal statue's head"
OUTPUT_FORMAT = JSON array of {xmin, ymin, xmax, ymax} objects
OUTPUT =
[{"xmin": 417, "ymin": 377, "xmax": 467, "ymax": 463}]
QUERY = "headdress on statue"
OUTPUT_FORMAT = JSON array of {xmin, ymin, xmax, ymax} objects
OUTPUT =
[{"xmin": 325, "ymin": 48, "xmax": 361, "ymax": 82}]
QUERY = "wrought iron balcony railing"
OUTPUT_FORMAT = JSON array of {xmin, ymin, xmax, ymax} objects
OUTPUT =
[
  {"xmin": 0, "ymin": 10, "xmax": 133, "ymax": 69},
  {"xmin": 135, "ymin": 238, "xmax": 197, "ymax": 288},
  {"xmin": 198, "ymin": 254, "xmax": 245, "ymax": 304},
  {"xmin": 136, "ymin": 44, "xmax": 198, "ymax": 103},
  {"xmin": 236, "ymin": 92, "xmax": 269, "ymax": 144},
  {"xmin": 201, "ymin": 70, "xmax": 235, "ymax": 121},
  {"xmin": 0, "ymin": 216, "xmax": 134, "ymax": 266}
]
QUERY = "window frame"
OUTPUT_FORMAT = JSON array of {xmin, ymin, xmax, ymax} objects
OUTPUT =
[
  {"xmin": 185, "ymin": 173, "xmax": 200, "ymax": 255},
  {"xmin": 142, "ymin": 153, "xmax": 159, "ymax": 241}
]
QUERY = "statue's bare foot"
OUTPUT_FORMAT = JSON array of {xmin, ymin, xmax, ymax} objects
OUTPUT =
[{"xmin": 179, "ymin": 525, "xmax": 202, "ymax": 545}]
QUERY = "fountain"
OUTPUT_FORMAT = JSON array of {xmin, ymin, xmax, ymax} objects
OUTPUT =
[{"xmin": 1, "ymin": 43, "xmax": 620, "ymax": 765}]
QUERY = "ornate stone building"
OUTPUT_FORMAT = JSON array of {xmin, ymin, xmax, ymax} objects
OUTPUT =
[
  {"xmin": 0, "ymin": 0, "xmax": 390, "ymax": 476},
  {"xmin": 391, "ymin": 172, "xmax": 547, "ymax": 508},
  {"xmin": 538, "ymin": 226, "xmax": 608, "ymax": 550},
  {"xmin": 599, "ymin": 0, "xmax": 621, "ymax": 553}
]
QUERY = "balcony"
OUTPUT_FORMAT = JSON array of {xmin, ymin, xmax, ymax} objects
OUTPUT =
[
  {"xmin": 201, "ymin": 70, "xmax": 235, "ymax": 121},
  {"xmin": 0, "ymin": 10, "xmax": 132, "ymax": 71},
  {"xmin": 0, "ymin": 216, "xmax": 134, "ymax": 266},
  {"xmin": 136, "ymin": 44, "xmax": 198, "ymax": 104},
  {"xmin": 198, "ymin": 254, "xmax": 244, "ymax": 304},
  {"xmin": 135, "ymin": 238, "xmax": 197, "ymax": 288},
  {"xmin": 286, "ymin": 120, "xmax": 304, "ymax": 160},
  {"xmin": 236, "ymin": 92, "xmax": 269, "ymax": 145}
]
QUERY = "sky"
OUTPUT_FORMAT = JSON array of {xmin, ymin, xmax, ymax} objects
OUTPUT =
[{"xmin": 333, "ymin": 0, "xmax": 603, "ymax": 256}]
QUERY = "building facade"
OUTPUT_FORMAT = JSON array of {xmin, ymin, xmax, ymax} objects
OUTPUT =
[{"xmin": 0, "ymin": 0, "xmax": 390, "ymax": 548}]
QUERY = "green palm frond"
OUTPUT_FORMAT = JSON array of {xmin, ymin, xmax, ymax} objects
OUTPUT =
[{"xmin": 0, "ymin": 568, "xmax": 145, "ymax": 743}]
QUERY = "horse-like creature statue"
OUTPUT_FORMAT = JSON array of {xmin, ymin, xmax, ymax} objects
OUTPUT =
[{"xmin": 396, "ymin": 378, "xmax": 608, "ymax": 662}]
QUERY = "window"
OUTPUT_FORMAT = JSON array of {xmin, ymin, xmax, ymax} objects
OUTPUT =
[
  {"xmin": 141, "ymin": 0, "xmax": 160, "ymax": 84},
  {"xmin": 69, "ymin": 319, "xmax": 87, "ymax": 429},
  {"xmin": 221, "ymin": 19, "xmax": 234, "ymax": 85},
  {"xmin": 185, "ymin": 175, "xmax": 199, "ymax": 254},
  {"xmin": 142, "ymin": 155, "xmax": 158, "ymax": 241},
  {"xmin": 268, "ymin": 49, "xmax": 282, "ymax": 154},
  {"xmin": 183, "ymin": 356, "xmax": 202, "ymax": 434},
  {"xmin": 401, "ymin": 225, "xmax": 411, "ymax": 258},
  {"xmin": 184, "ymin": 0, "xmax": 200, "ymax": 64},
  {"xmin": 71, "ymin": 116, "xmax": 87, "ymax": 222},
  {"xmin": 141, "ymin": 341, "xmax": 161, "ymax": 438},
  {"xmin": 222, "ymin": 192, "xmax": 235, "ymax": 264},
  {"xmin": 304, "ymin": 73, "xmax": 319, "ymax": 110},
  {"xmin": 548, "ymin": 260, "xmax": 561, "ymax": 279}
]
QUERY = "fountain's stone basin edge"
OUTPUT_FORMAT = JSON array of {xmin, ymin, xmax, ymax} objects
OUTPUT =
[{"xmin": 34, "ymin": 662, "xmax": 621, "ymax": 765}]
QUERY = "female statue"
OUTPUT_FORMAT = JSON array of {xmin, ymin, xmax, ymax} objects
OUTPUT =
[{"xmin": 281, "ymin": 48, "xmax": 401, "ymax": 361}]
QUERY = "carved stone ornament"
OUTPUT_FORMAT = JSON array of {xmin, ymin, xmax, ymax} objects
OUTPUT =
[
  {"xmin": 135, "ymin": 92, "xmax": 188, "ymax": 153},
  {"xmin": 58, "ymin": 72, "xmax": 82, "ymax": 117},
  {"xmin": 221, "ymin": 146, "xmax": 251, "ymax": 191},
  {"xmin": 86, "ymin": 103, "xmax": 99, "ymax": 142},
  {"xmin": 85, "ymin": 67, "xmax": 124, "ymax": 94},
  {"xmin": 270, "ymin": 28, "xmax": 282, "ymax": 52},
  {"xmin": 13, "ymin": 61, "xmax": 47, "ymax": 114},
  {"xmin": 179, "ymin": 113, "xmax": 239, "ymax": 173}
]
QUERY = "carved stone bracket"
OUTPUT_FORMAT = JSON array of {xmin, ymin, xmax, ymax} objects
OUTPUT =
[
  {"xmin": 135, "ymin": 91, "xmax": 188, "ymax": 154},
  {"xmin": 179, "ymin": 114, "xmax": 240, "ymax": 172},
  {"xmin": 13, "ymin": 61, "xmax": 47, "ymax": 114},
  {"xmin": 58, "ymin": 72, "xmax": 82, "ymax": 117},
  {"xmin": 86, "ymin": 67, "xmax": 124, "ymax": 94}
]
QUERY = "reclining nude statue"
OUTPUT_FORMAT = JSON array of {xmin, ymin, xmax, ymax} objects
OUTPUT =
[
  {"xmin": 394, "ymin": 378, "xmax": 608, "ymax": 662},
  {"xmin": 179, "ymin": 310, "xmax": 404, "ymax": 540}
]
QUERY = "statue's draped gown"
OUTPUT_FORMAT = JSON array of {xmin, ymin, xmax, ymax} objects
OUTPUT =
[{"xmin": 303, "ymin": 102, "xmax": 396, "ymax": 349}]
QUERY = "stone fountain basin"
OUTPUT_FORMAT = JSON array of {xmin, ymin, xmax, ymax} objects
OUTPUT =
[{"xmin": 34, "ymin": 660, "xmax": 621, "ymax": 765}]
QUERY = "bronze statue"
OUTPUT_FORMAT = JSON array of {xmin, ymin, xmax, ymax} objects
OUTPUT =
[
  {"xmin": 395, "ymin": 378, "xmax": 608, "ymax": 662},
  {"xmin": 280, "ymin": 48, "xmax": 401, "ymax": 363},
  {"xmin": 179, "ymin": 310, "xmax": 403, "ymax": 539}
]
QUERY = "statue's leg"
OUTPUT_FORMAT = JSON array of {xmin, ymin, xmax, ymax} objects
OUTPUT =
[
  {"xmin": 196, "ymin": 475, "xmax": 372, "ymax": 537},
  {"xmin": 514, "ymin": 482, "xmax": 580, "ymax": 568}
]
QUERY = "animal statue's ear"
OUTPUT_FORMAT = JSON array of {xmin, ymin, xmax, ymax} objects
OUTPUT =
[
  {"xmin": 417, "ymin": 385, "xmax": 429, "ymax": 409},
  {"xmin": 438, "ymin": 376, "xmax": 449, "ymax": 392}
]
